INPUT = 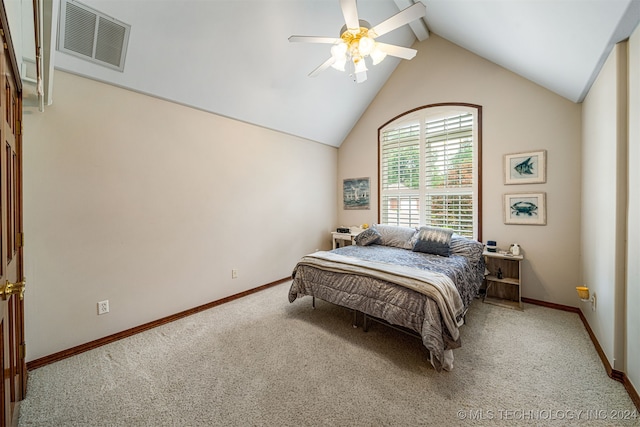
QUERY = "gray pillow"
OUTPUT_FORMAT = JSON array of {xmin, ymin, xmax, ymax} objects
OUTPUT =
[
  {"xmin": 450, "ymin": 234, "xmax": 484, "ymax": 263},
  {"xmin": 372, "ymin": 224, "xmax": 417, "ymax": 250},
  {"xmin": 411, "ymin": 226, "xmax": 454, "ymax": 257},
  {"xmin": 354, "ymin": 228, "xmax": 381, "ymax": 246}
]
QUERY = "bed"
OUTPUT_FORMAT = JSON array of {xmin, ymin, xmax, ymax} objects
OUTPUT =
[{"xmin": 288, "ymin": 224, "xmax": 485, "ymax": 371}]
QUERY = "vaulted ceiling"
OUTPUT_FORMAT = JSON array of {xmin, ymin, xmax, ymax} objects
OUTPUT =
[{"xmin": 34, "ymin": 0, "xmax": 640, "ymax": 147}]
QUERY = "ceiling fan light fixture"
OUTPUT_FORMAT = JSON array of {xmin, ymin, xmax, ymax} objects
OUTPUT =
[
  {"xmin": 358, "ymin": 36, "xmax": 375, "ymax": 56},
  {"xmin": 331, "ymin": 42, "xmax": 348, "ymax": 58},
  {"xmin": 331, "ymin": 57, "xmax": 347, "ymax": 71},
  {"xmin": 370, "ymin": 46, "xmax": 387, "ymax": 65},
  {"xmin": 330, "ymin": 42, "xmax": 348, "ymax": 70},
  {"xmin": 288, "ymin": 1, "xmax": 426, "ymax": 83}
]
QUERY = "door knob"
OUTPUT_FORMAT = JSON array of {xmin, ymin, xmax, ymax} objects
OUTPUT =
[{"xmin": 1, "ymin": 279, "xmax": 25, "ymax": 300}]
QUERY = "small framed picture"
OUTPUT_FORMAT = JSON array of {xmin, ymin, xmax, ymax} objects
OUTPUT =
[
  {"xmin": 504, "ymin": 150, "xmax": 546, "ymax": 184},
  {"xmin": 504, "ymin": 192, "xmax": 546, "ymax": 225},
  {"xmin": 343, "ymin": 177, "xmax": 370, "ymax": 210}
]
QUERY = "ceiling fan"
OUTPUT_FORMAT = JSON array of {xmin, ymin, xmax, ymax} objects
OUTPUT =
[{"xmin": 289, "ymin": 0, "xmax": 427, "ymax": 83}]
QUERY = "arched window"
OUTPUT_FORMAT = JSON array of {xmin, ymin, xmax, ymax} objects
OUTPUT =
[{"xmin": 378, "ymin": 103, "xmax": 482, "ymax": 240}]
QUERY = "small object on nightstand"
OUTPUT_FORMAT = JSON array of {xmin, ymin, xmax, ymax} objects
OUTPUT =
[{"xmin": 510, "ymin": 243, "xmax": 521, "ymax": 256}]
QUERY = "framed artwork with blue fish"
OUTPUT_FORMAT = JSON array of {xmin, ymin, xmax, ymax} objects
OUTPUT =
[
  {"xmin": 343, "ymin": 177, "xmax": 370, "ymax": 210},
  {"xmin": 504, "ymin": 192, "xmax": 546, "ymax": 225},
  {"xmin": 504, "ymin": 150, "xmax": 546, "ymax": 184}
]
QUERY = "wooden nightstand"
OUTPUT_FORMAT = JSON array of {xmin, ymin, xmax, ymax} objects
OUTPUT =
[
  {"xmin": 483, "ymin": 250, "xmax": 524, "ymax": 310},
  {"xmin": 331, "ymin": 228, "xmax": 364, "ymax": 249}
]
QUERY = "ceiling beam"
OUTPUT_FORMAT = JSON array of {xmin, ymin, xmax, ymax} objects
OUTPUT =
[{"xmin": 393, "ymin": 0, "xmax": 429, "ymax": 41}]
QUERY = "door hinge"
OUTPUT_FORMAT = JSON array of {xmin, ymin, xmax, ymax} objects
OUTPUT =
[
  {"xmin": 16, "ymin": 232, "xmax": 24, "ymax": 248},
  {"xmin": 19, "ymin": 342, "xmax": 26, "ymax": 359}
]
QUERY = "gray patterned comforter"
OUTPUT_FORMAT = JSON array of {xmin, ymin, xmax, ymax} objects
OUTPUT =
[{"xmin": 288, "ymin": 244, "xmax": 485, "ymax": 371}]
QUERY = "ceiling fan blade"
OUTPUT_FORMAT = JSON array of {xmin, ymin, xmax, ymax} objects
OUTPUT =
[
  {"xmin": 371, "ymin": 2, "xmax": 426, "ymax": 37},
  {"xmin": 309, "ymin": 57, "xmax": 336, "ymax": 77},
  {"xmin": 289, "ymin": 36, "xmax": 341, "ymax": 44},
  {"xmin": 340, "ymin": 0, "xmax": 360, "ymax": 31},
  {"xmin": 355, "ymin": 70, "xmax": 367, "ymax": 83},
  {"xmin": 376, "ymin": 43, "xmax": 417, "ymax": 60}
]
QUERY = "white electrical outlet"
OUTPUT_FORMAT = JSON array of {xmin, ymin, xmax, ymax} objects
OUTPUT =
[
  {"xmin": 232, "ymin": 269, "xmax": 238, "ymax": 279},
  {"xmin": 97, "ymin": 300, "xmax": 109, "ymax": 315}
]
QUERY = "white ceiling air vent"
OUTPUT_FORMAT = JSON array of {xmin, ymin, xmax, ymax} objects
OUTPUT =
[{"xmin": 58, "ymin": 0, "xmax": 130, "ymax": 72}]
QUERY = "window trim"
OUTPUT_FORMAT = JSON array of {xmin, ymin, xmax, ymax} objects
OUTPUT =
[{"xmin": 377, "ymin": 103, "xmax": 483, "ymax": 242}]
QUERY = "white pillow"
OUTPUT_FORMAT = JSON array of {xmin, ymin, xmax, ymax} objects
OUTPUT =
[{"xmin": 372, "ymin": 224, "xmax": 416, "ymax": 250}]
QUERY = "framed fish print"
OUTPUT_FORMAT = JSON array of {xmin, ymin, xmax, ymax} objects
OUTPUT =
[
  {"xmin": 504, "ymin": 150, "xmax": 546, "ymax": 184},
  {"xmin": 504, "ymin": 192, "xmax": 546, "ymax": 225}
]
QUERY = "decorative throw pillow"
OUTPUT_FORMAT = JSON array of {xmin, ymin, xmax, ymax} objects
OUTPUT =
[
  {"xmin": 411, "ymin": 226, "xmax": 454, "ymax": 257},
  {"xmin": 372, "ymin": 224, "xmax": 417, "ymax": 250},
  {"xmin": 450, "ymin": 234, "xmax": 484, "ymax": 263},
  {"xmin": 354, "ymin": 228, "xmax": 382, "ymax": 246}
]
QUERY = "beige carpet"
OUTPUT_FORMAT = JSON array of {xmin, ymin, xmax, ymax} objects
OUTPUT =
[{"xmin": 18, "ymin": 282, "xmax": 639, "ymax": 426}]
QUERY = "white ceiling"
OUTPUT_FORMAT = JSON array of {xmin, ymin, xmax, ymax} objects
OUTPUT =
[{"xmin": 46, "ymin": 0, "xmax": 640, "ymax": 147}]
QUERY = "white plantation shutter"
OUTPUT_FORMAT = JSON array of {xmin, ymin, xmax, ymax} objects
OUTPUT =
[
  {"xmin": 380, "ymin": 107, "xmax": 479, "ymax": 238},
  {"xmin": 381, "ymin": 194, "xmax": 421, "ymax": 227},
  {"xmin": 424, "ymin": 113, "xmax": 475, "ymax": 236},
  {"xmin": 380, "ymin": 121, "xmax": 421, "ymax": 227}
]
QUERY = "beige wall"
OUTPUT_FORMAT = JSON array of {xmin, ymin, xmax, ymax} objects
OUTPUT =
[
  {"xmin": 626, "ymin": 26, "xmax": 639, "ymax": 390},
  {"xmin": 23, "ymin": 70, "xmax": 338, "ymax": 361},
  {"xmin": 581, "ymin": 42, "xmax": 628, "ymax": 371},
  {"xmin": 338, "ymin": 34, "xmax": 582, "ymax": 306}
]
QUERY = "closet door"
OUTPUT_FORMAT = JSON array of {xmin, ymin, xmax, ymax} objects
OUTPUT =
[{"xmin": 0, "ymin": 6, "xmax": 25, "ymax": 425}]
